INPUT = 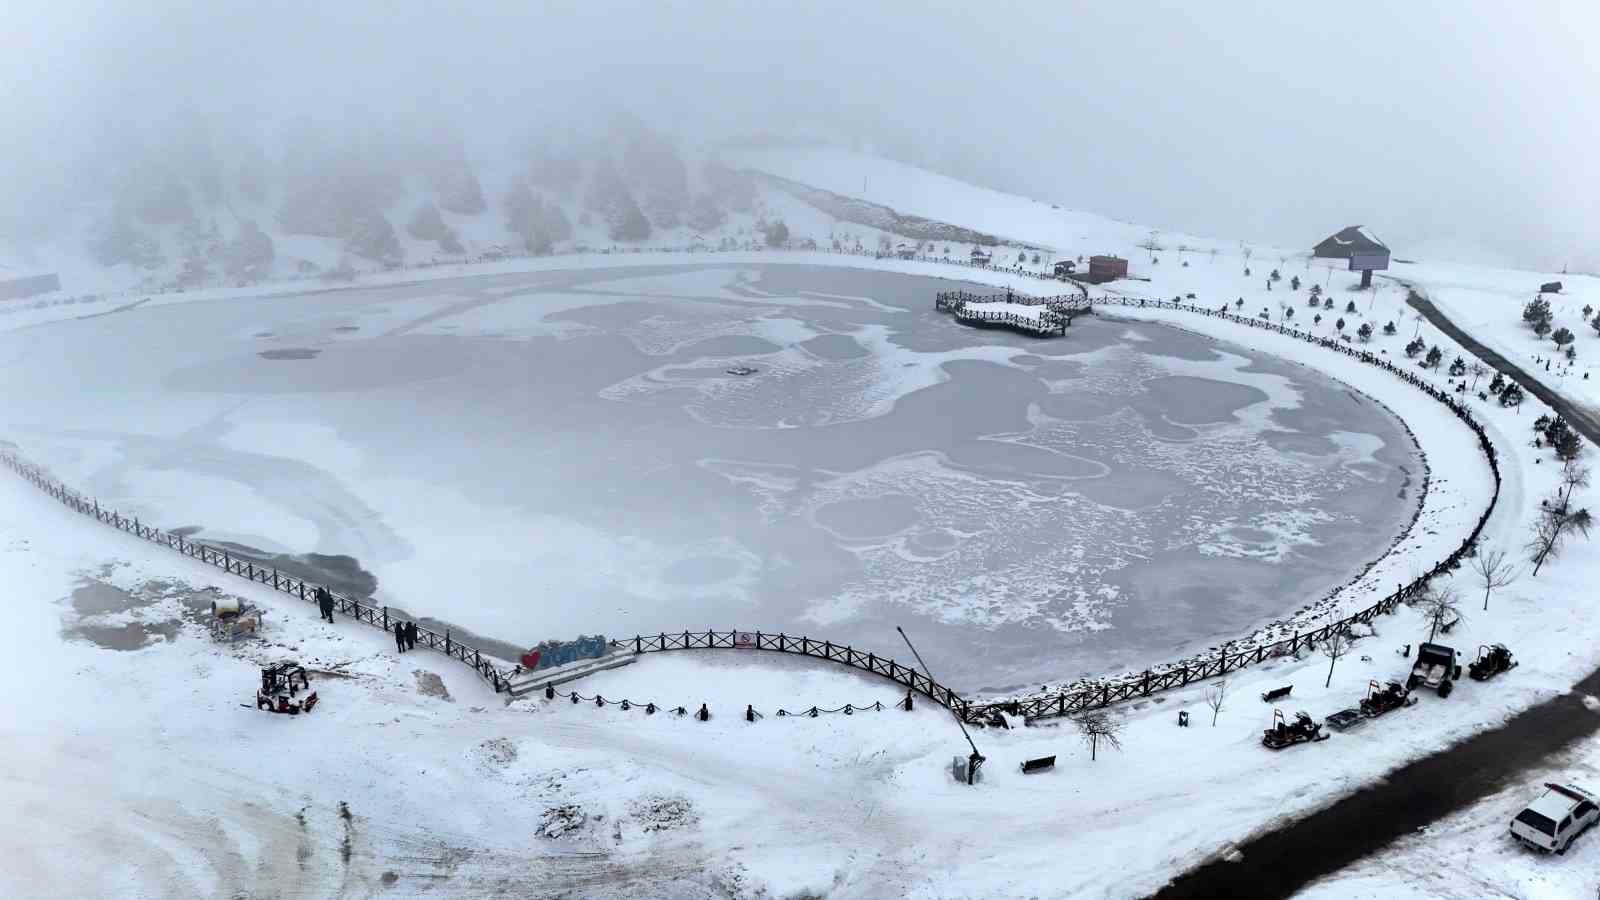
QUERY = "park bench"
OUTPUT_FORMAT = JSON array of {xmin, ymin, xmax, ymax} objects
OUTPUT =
[
  {"xmin": 1020, "ymin": 755, "xmax": 1056, "ymax": 774},
  {"xmin": 1260, "ymin": 685, "xmax": 1293, "ymax": 703}
]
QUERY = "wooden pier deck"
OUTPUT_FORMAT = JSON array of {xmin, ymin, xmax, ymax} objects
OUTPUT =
[{"xmin": 934, "ymin": 290, "xmax": 1093, "ymax": 337}]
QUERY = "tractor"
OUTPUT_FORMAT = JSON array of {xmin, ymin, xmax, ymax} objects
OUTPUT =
[
  {"xmin": 1359, "ymin": 679, "xmax": 1417, "ymax": 718},
  {"xmin": 255, "ymin": 661, "xmax": 318, "ymax": 715},
  {"xmin": 1261, "ymin": 709, "xmax": 1329, "ymax": 750},
  {"xmin": 1406, "ymin": 642, "xmax": 1462, "ymax": 697},
  {"xmin": 1468, "ymin": 644, "xmax": 1518, "ymax": 681}
]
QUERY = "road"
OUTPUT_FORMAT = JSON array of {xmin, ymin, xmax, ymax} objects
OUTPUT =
[
  {"xmin": 1151, "ymin": 674, "xmax": 1600, "ymax": 898},
  {"xmin": 1150, "ymin": 288, "xmax": 1600, "ymax": 899},
  {"xmin": 1407, "ymin": 287, "xmax": 1600, "ymax": 444}
]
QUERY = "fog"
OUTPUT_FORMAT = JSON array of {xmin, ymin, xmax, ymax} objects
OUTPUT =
[{"xmin": 5, "ymin": 0, "xmax": 1596, "ymax": 270}]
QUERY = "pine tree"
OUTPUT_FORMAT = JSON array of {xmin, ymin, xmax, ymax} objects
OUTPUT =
[{"xmin": 1523, "ymin": 296, "xmax": 1553, "ymax": 328}]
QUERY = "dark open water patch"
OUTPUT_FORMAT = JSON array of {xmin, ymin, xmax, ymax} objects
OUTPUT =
[
  {"xmin": 259, "ymin": 348, "xmax": 321, "ymax": 360},
  {"xmin": 213, "ymin": 542, "xmax": 379, "ymax": 598}
]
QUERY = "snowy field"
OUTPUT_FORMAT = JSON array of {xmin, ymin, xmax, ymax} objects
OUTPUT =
[
  {"xmin": 1388, "ymin": 263, "xmax": 1600, "ymax": 410},
  {"xmin": 5, "ymin": 254, "xmax": 1597, "ymax": 898},
  {"xmin": 0, "ymin": 264, "xmax": 1422, "ymax": 694},
  {"xmin": 6, "ymin": 146, "xmax": 1599, "ymax": 896}
]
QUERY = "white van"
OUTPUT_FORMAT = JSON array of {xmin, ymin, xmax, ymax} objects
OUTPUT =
[{"xmin": 1510, "ymin": 783, "xmax": 1599, "ymax": 854}]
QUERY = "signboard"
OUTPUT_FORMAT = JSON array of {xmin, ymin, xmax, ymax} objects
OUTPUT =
[
  {"xmin": 521, "ymin": 634, "xmax": 608, "ymax": 671},
  {"xmin": 734, "ymin": 632, "xmax": 756, "ymax": 648},
  {"xmin": 1349, "ymin": 253, "xmax": 1390, "ymax": 272}
]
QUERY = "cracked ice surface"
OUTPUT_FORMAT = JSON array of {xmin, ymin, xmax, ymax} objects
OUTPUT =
[{"xmin": 0, "ymin": 264, "xmax": 1419, "ymax": 692}]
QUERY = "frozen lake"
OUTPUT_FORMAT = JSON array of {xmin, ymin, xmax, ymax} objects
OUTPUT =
[{"xmin": 0, "ymin": 265, "xmax": 1420, "ymax": 693}]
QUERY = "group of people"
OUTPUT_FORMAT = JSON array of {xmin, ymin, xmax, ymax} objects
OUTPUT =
[
  {"xmin": 314, "ymin": 586, "xmax": 336, "ymax": 623},
  {"xmin": 394, "ymin": 619, "xmax": 419, "ymax": 652},
  {"xmin": 312, "ymin": 583, "xmax": 420, "ymax": 654}
]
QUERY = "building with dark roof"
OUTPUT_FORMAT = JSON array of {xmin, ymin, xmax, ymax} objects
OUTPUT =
[
  {"xmin": 1313, "ymin": 226, "xmax": 1388, "ymax": 260},
  {"xmin": 1314, "ymin": 226, "xmax": 1390, "ymax": 287}
]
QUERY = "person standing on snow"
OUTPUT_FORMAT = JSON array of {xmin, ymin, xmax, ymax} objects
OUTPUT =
[
  {"xmin": 404, "ymin": 621, "xmax": 418, "ymax": 651},
  {"xmin": 394, "ymin": 620, "xmax": 406, "ymax": 653},
  {"xmin": 315, "ymin": 587, "xmax": 334, "ymax": 623}
]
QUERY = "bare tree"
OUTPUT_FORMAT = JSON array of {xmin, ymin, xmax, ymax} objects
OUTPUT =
[
  {"xmin": 1559, "ymin": 462, "xmax": 1592, "ymax": 511},
  {"xmin": 1468, "ymin": 547, "xmax": 1519, "ymax": 611},
  {"xmin": 1528, "ymin": 496, "xmax": 1595, "ymax": 576},
  {"xmin": 1321, "ymin": 624, "xmax": 1354, "ymax": 688},
  {"xmin": 1073, "ymin": 708, "xmax": 1125, "ymax": 761},
  {"xmin": 1469, "ymin": 361, "xmax": 1488, "ymax": 392},
  {"xmin": 1414, "ymin": 583, "xmax": 1464, "ymax": 642},
  {"xmin": 1203, "ymin": 679, "xmax": 1228, "ymax": 726}
]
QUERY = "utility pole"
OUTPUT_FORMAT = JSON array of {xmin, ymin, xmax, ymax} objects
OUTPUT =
[{"xmin": 898, "ymin": 626, "xmax": 985, "ymax": 785}]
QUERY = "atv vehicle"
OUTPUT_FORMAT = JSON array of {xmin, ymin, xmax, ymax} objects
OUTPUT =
[
  {"xmin": 1261, "ymin": 709, "xmax": 1329, "ymax": 750},
  {"xmin": 1359, "ymin": 679, "xmax": 1418, "ymax": 718},
  {"xmin": 1468, "ymin": 643, "xmax": 1518, "ymax": 681},
  {"xmin": 256, "ymin": 661, "xmax": 319, "ymax": 715},
  {"xmin": 1406, "ymin": 642, "xmax": 1462, "ymax": 697}
]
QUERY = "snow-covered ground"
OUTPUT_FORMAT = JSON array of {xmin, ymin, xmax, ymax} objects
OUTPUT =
[
  {"xmin": 1388, "ymin": 263, "xmax": 1600, "ymax": 410},
  {"xmin": 6, "ymin": 147, "xmax": 1599, "ymax": 896},
  {"xmin": 1300, "ymin": 741, "xmax": 1600, "ymax": 900},
  {"xmin": 5, "ymin": 248, "xmax": 1596, "ymax": 897}
]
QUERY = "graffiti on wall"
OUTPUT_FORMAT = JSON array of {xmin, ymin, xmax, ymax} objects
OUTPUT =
[{"xmin": 520, "ymin": 634, "xmax": 608, "ymax": 671}]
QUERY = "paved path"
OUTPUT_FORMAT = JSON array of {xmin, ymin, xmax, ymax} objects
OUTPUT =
[
  {"xmin": 1150, "ymin": 289, "xmax": 1600, "ymax": 899},
  {"xmin": 1406, "ymin": 287, "xmax": 1600, "ymax": 444}
]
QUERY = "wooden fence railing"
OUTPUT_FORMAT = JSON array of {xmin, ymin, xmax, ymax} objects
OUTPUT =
[
  {"xmin": 613, "ymin": 630, "xmax": 970, "ymax": 716},
  {"xmin": 0, "ymin": 450, "xmax": 517, "ymax": 693}
]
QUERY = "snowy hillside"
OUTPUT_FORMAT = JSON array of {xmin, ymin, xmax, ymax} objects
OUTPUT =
[{"xmin": 721, "ymin": 144, "xmax": 1230, "ymax": 258}]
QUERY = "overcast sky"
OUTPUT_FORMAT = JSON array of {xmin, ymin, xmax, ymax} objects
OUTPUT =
[{"xmin": 5, "ymin": 0, "xmax": 1596, "ymax": 270}]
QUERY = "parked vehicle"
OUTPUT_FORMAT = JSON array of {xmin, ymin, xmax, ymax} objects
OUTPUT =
[
  {"xmin": 1468, "ymin": 644, "xmax": 1518, "ymax": 681},
  {"xmin": 1406, "ymin": 642, "xmax": 1463, "ymax": 697},
  {"xmin": 1359, "ymin": 679, "xmax": 1417, "ymax": 718},
  {"xmin": 255, "ymin": 661, "xmax": 319, "ymax": 715},
  {"xmin": 1261, "ymin": 709, "xmax": 1328, "ymax": 750},
  {"xmin": 1510, "ymin": 783, "xmax": 1599, "ymax": 854}
]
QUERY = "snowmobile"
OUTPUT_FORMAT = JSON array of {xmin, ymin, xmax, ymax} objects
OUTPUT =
[
  {"xmin": 255, "ymin": 661, "xmax": 318, "ymax": 715},
  {"xmin": 1261, "ymin": 709, "xmax": 1329, "ymax": 750},
  {"xmin": 1359, "ymin": 679, "xmax": 1418, "ymax": 718},
  {"xmin": 1468, "ymin": 644, "xmax": 1518, "ymax": 681}
]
